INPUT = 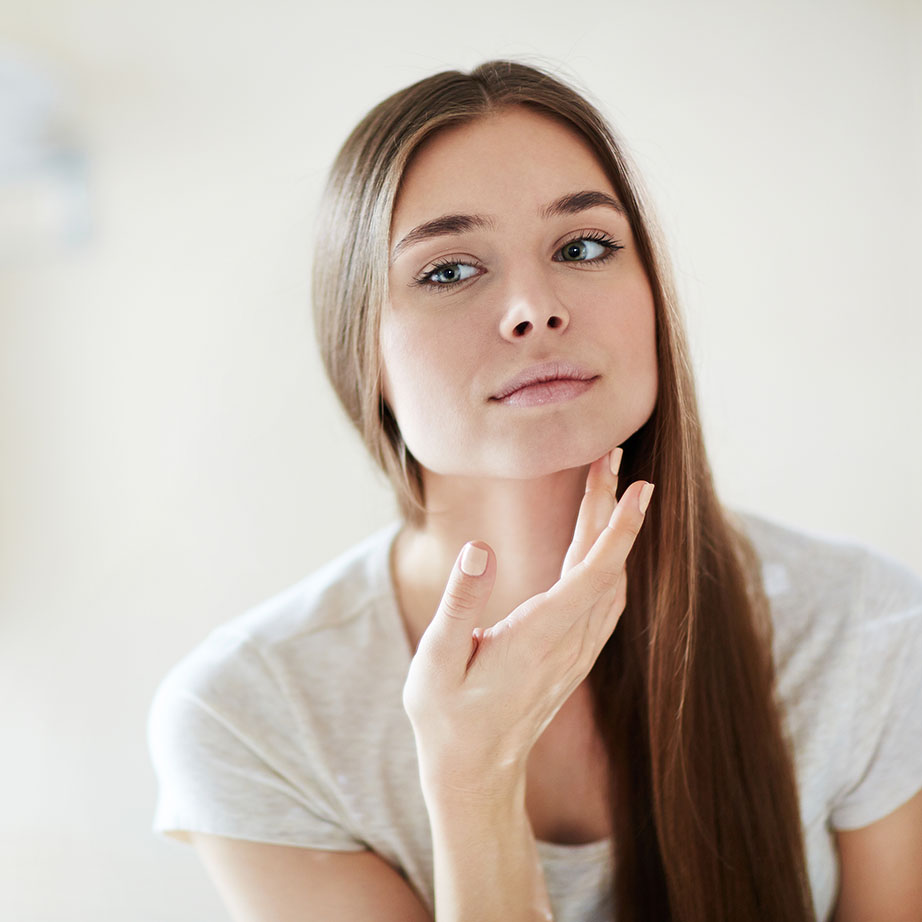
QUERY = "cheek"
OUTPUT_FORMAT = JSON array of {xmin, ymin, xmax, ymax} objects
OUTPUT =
[
  {"xmin": 612, "ymin": 275, "xmax": 656, "ymax": 354},
  {"xmin": 381, "ymin": 316, "xmax": 432, "ymax": 397},
  {"xmin": 378, "ymin": 314, "xmax": 478, "ymax": 472},
  {"xmin": 379, "ymin": 312, "xmax": 471, "ymax": 420},
  {"xmin": 625, "ymin": 296, "xmax": 659, "ymax": 407},
  {"xmin": 626, "ymin": 297, "xmax": 657, "ymax": 372},
  {"xmin": 581, "ymin": 274, "xmax": 656, "ymax": 354},
  {"xmin": 589, "ymin": 277, "xmax": 659, "ymax": 413}
]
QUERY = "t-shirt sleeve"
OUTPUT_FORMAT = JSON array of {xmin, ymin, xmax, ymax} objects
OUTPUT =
[
  {"xmin": 147, "ymin": 628, "xmax": 365, "ymax": 851},
  {"xmin": 829, "ymin": 548, "xmax": 922, "ymax": 831}
]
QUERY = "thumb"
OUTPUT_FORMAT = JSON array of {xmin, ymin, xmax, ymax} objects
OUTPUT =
[{"xmin": 419, "ymin": 541, "xmax": 495, "ymax": 678}]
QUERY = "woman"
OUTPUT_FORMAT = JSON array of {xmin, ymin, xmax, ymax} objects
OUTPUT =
[{"xmin": 148, "ymin": 61, "xmax": 922, "ymax": 921}]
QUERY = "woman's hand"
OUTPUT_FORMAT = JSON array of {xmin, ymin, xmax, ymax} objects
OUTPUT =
[{"xmin": 402, "ymin": 448, "xmax": 654, "ymax": 793}]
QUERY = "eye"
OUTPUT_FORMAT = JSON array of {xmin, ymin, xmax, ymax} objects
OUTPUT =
[
  {"xmin": 414, "ymin": 260, "xmax": 482, "ymax": 290},
  {"xmin": 555, "ymin": 234, "xmax": 623, "ymax": 264},
  {"xmin": 429, "ymin": 262, "xmax": 478, "ymax": 284}
]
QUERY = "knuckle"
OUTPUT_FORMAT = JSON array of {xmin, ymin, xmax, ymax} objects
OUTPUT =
[
  {"xmin": 585, "ymin": 484, "xmax": 618, "ymax": 505},
  {"xmin": 441, "ymin": 582, "xmax": 481, "ymax": 620},
  {"xmin": 621, "ymin": 518, "xmax": 642, "ymax": 542}
]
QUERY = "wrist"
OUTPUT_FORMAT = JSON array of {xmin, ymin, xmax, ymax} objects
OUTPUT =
[
  {"xmin": 422, "ymin": 770, "xmax": 537, "ymax": 871},
  {"xmin": 418, "ymin": 752, "xmax": 528, "ymax": 814}
]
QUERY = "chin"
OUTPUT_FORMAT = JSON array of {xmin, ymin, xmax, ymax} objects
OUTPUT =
[
  {"xmin": 411, "ymin": 403, "xmax": 655, "ymax": 482},
  {"xmin": 477, "ymin": 429, "xmax": 624, "ymax": 481}
]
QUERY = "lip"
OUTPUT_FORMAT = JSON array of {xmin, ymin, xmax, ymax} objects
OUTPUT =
[{"xmin": 489, "ymin": 361, "xmax": 599, "ymax": 404}]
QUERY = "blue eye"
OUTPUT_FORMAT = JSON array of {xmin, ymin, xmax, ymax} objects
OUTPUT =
[
  {"xmin": 426, "ymin": 262, "xmax": 479, "ymax": 285},
  {"xmin": 557, "ymin": 237, "xmax": 617, "ymax": 262}
]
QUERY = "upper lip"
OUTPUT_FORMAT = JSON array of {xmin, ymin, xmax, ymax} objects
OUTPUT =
[{"xmin": 490, "ymin": 361, "xmax": 598, "ymax": 400}]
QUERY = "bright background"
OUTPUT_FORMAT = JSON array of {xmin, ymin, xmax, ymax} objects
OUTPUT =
[{"xmin": 2, "ymin": 1, "xmax": 919, "ymax": 919}]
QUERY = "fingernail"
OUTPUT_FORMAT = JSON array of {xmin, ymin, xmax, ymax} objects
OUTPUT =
[
  {"xmin": 460, "ymin": 543, "xmax": 488, "ymax": 576},
  {"xmin": 610, "ymin": 447, "xmax": 623, "ymax": 476},
  {"xmin": 638, "ymin": 482, "xmax": 655, "ymax": 515}
]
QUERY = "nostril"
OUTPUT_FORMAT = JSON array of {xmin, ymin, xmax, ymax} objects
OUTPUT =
[
  {"xmin": 513, "ymin": 321, "xmax": 532, "ymax": 336},
  {"xmin": 547, "ymin": 315, "xmax": 562, "ymax": 329}
]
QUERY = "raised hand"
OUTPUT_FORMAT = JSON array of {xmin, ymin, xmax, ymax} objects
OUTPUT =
[{"xmin": 402, "ymin": 448, "xmax": 654, "ymax": 789}]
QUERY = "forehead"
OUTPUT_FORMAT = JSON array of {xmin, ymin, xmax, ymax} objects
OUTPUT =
[{"xmin": 391, "ymin": 107, "xmax": 616, "ymax": 231}]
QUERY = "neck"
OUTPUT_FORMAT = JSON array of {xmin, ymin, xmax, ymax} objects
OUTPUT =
[{"xmin": 391, "ymin": 466, "xmax": 589, "ymax": 650}]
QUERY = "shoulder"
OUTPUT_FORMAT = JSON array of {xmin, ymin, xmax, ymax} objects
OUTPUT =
[
  {"xmin": 729, "ymin": 507, "xmax": 922, "ymax": 705},
  {"xmin": 732, "ymin": 507, "xmax": 873, "ymax": 587},
  {"xmin": 730, "ymin": 507, "xmax": 922, "ymax": 633},
  {"xmin": 731, "ymin": 508, "xmax": 922, "ymax": 833},
  {"xmin": 147, "ymin": 522, "xmax": 408, "ymax": 847},
  {"xmin": 154, "ymin": 521, "xmax": 404, "ymax": 708},
  {"xmin": 148, "ymin": 521, "xmax": 408, "ymax": 776},
  {"xmin": 229, "ymin": 520, "xmax": 404, "ymax": 651}
]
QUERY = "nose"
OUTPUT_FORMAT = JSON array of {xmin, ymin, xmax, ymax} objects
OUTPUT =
[{"xmin": 498, "ymin": 276, "xmax": 570, "ymax": 341}]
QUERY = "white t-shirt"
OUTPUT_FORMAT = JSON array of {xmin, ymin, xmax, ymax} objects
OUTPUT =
[{"xmin": 148, "ymin": 510, "xmax": 922, "ymax": 922}]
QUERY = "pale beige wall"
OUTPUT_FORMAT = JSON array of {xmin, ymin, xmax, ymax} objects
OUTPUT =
[{"xmin": 1, "ymin": 0, "xmax": 919, "ymax": 918}]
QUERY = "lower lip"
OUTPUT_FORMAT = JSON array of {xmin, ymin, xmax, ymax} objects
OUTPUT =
[{"xmin": 493, "ymin": 377, "xmax": 598, "ymax": 407}]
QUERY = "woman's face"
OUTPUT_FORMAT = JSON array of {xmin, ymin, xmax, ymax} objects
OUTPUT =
[{"xmin": 381, "ymin": 106, "xmax": 658, "ymax": 482}]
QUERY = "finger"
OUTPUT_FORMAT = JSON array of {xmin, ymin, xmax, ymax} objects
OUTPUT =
[
  {"xmin": 416, "ymin": 541, "xmax": 496, "ymax": 682},
  {"xmin": 556, "ymin": 480, "xmax": 653, "ymax": 623},
  {"xmin": 585, "ymin": 562, "xmax": 628, "ymax": 647},
  {"xmin": 561, "ymin": 447, "xmax": 623, "ymax": 577}
]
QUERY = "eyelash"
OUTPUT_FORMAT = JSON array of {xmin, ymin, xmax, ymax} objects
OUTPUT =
[{"xmin": 412, "ymin": 232, "xmax": 625, "ymax": 294}]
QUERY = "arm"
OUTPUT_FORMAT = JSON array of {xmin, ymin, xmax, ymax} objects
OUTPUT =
[
  {"xmin": 188, "ymin": 834, "xmax": 433, "ymax": 922},
  {"xmin": 185, "ymin": 788, "xmax": 549, "ymax": 922},
  {"xmin": 420, "ymin": 768, "xmax": 552, "ymax": 922},
  {"xmin": 831, "ymin": 787, "xmax": 922, "ymax": 922}
]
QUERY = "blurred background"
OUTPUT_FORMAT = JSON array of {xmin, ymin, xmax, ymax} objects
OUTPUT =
[{"xmin": 1, "ymin": 0, "xmax": 919, "ymax": 919}]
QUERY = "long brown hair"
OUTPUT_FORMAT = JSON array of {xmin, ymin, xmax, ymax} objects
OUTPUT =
[{"xmin": 312, "ymin": 60, "xmax": 815, "ymax": 922}]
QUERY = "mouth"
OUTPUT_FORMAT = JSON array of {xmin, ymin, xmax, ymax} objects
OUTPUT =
[{"xmin": 489, "ymin": 361, "xmax": 599, "ymax": 407}]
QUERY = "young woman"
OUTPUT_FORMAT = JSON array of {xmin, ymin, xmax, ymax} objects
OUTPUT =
[{"xmin": 148, "ymin": 61, "xmax": 922, "ymax": 922}]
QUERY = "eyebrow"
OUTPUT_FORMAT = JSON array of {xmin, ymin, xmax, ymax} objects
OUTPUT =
[
  {"xmin": 389, "ymin": 189, "xmax": 625, "ymax": 263},
  {"xmin": 541, "ymin": 190, "xmax": 625, "ymax": 221}
]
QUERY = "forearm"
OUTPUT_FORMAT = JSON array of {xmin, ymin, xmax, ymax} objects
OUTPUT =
[{"xmin": 420, "ymin": 763, "xmax": 554, "ymax": 922}]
